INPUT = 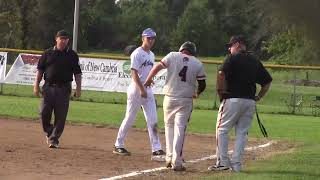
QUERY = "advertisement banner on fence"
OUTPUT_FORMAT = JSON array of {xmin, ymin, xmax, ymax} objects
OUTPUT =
[
  {"xmin": 0, "ymin": 52, "xmax": 7, "ymax": 83},
  {"xmin": 76, "ymin": 57, "xmax": 167, "ymax": 94},
  {"xmin": 4, "ymin": 54, "xmax": 41, "ymax": 85},
  {"xmin": 4, "ymin": 53, "xmax": 167, "ymax": 94}
]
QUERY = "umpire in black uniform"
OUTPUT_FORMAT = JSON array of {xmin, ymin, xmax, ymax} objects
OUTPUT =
[
  {"xmin": 33, "ymin": 30, "xmax": 82, "ymax": 148},
  {"xmin": 208, "ymin": 35, "xmax": 272, "ymax": 172}
]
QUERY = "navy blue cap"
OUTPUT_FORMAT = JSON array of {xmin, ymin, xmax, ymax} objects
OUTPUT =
[
  {"xmin": 226, "ymin": 35, "xmax": 247, "ymax": 48},
  {"xmin": 56, "ymin": 30, "xmax": 69, "ymax": 38},
  {"xmin": 141, "ymin": 28, "xmax": 156, "ymax": 37}
]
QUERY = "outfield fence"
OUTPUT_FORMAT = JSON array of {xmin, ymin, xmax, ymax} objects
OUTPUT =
[{"xmin": 0, "ymin": 48, "xmax": 320, "ymax": 117}]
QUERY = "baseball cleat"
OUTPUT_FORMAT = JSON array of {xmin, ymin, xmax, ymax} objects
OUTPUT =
[
  {"xmin": 49, "ymin": 143, "xmax": 59, "ymax": 149},
  {"xmin": 151, "ymin": 150, "xmax": 166, "ymax": 161},
  {"xmin": 113, "ymin": 147, "xmax": 131, "ymax": 156},
  {"xmin": 208, "ymin": 165, "xmax": 230, "ymax": 171},
  {"xmin": 152, "ymin": 150, "xmax": 166, "ymax": 156}
]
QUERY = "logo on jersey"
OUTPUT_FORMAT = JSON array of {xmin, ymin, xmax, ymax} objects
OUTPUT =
[
  {"xmin": 123, "ymin": 61, "xmax": 131, "ymax": 75},
  {"xmin": 140, "ymin": 60, "xmax": 153, "ymax": 68},
  {"xmin": 183, "ymin": 57, "xmax": 189, "ymax": 64}
]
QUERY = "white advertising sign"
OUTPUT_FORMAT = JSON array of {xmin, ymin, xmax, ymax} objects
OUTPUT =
[
  {"xmin": 5, "ymin": 53, "xmax": 167, "ymax": 94},
  {"xmin": 4, "ymin": 54, "xmax": 40, "ymax": 85},
  {"xmin": 0, "ymin": 52, "xmax": 7, "ymax": 83}
]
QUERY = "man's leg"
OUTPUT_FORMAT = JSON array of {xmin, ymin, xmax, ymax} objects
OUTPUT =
[
  {"xmin": 171, "ymin": 99, "xmax": 192, "ymax": 169},
  {"xmin": 40, "ymin": 85, "xmax": 54, "ymax": 141},
  {"xmin": 163, "ymin": 96, "xmax": 174, "ymax": 166},
  {"xmin": 142, "ymin": 95, "xmax": 162, "ymax": 152},
  {"xmin": 213, "ymin": 99, "xmax": 241, "ymax": 169},
  {"xmin": 50, "ymin": 85, "xmax": 71, "ymax": 145},
  {"xmin": 114, "ymin": 96, "xmax": 140, "ymax": 149},
  {"xmin": 231, "ymin": 99, "xmax": 255, "ymax": 172}
]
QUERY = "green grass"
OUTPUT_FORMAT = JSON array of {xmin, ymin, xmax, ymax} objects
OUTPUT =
[
  {"xmin": 1, "ymin": 54, "xmax": 320, "ymax": 179},
  {"xmin": 1, "ymin": 63, "xmax": 319, "ymax": 115},
  {"xmin": 1, "ymin": 93, "xmax": 320, "ymax": 180}
]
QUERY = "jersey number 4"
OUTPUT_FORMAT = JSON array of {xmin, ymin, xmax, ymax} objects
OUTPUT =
[{"xmin": 179, "ymin": 66, "xmax": 188, "ymax": 82}]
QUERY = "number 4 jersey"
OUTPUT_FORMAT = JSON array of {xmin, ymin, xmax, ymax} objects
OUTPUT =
[{"xmin": 160, "ymin": 52, "xmax": 206, "ymax": 98}]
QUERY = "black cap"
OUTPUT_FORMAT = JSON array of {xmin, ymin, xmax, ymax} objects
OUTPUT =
[
  {"xmin": 56, "ymin": 30, "xmax": 69, "ymax": 38},
  {"xmin": 226, "ymin": 35, "xmax": 247, "ymax": 48}
]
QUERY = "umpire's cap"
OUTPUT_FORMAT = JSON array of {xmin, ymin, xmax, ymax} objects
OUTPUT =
[
  {"xmin": 226, "ymin": 35, "xmax": 247, "ymax": 48},
  {"xmin": 56, "ymin": 30, "xmax": 70, "ymax": 38},
  {"xmin": 179, "ymin": 41, "xmax": 197, "ymax": 56},
  {"xmin": 141, "ymin": 28, "xmax": 156, "ymax": 38}
]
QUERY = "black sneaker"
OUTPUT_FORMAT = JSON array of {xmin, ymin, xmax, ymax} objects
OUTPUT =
[
  {"xmin": 113, "ymin": 147, "xmax": 131, "ymax": 156},
  {"xmin": 49, "ymin": 143, "xmax": 59, "ymax": 149},
  {"xmin": 151, "ymin": 150, "xmax": 166, "ymax": 161},
  {"xmin": 208, "ymin": 165, "xmax": 230, "ymax": 171},
  {"xmin": 152, "ymin": 150, "xmax": 165, "ymax": 156}
]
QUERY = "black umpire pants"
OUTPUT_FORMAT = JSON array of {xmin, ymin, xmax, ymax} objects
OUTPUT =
[{"xmin": 40, "ymin": 82, "xmax": 71, "ymax": 145}]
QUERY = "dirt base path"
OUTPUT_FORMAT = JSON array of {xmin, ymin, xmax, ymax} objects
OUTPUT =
[{"xmin": 0, "ymin": 118, "xmax": 293, "ymax": 180}]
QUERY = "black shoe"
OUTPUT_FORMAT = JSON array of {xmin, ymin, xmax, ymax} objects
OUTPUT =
[
  {"xmin": 152, "ymin": 150, "xmax": 165, "ymax": 156},
  {"xmin": 113, "ymin": 147, "xmax": 131, "ymax": 156},
  {"xmin": 151, "ymin": 150, "xmax": 166, "ymax": 161},
  {"xmin": 49, "ymin": 143, "xmax": 59, "ymax": 148},
  {"xmin": 208, "ymin": 165, "xmax": 230, "ymax": 171}
]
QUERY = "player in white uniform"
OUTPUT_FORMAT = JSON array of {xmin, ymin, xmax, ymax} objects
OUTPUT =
[
  {"xmin": 145, "ymin": 41, "xmax": 206, "ymax": 171},
  {"xmin": 113, "ymin": 28, "xmax": 165, "ymax": 160}
]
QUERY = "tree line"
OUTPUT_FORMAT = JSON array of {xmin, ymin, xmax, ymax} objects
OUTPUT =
[{"xmin": 0, "ymin": 0, "xmax": 319, "ymax": 64}]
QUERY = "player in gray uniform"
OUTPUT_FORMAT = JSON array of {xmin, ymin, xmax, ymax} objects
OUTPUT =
[
  {"xmin": 145, "ymin": 41, "xmax": 206, "ymax": 171},
  {"xmin": 208, "ymin": 35, "xmax": 272, "ymax": 172},
  {"xmin": 113, "ymin": 28, "xmax": 165, "ymax": 160}
]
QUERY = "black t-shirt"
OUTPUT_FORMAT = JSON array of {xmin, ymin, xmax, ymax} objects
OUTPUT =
[
  {"xmin": 220, "ymin": 51, "xmax": 272, "ymax": 100},
  {"xmin": 37, "ymin": 47, "xmax": 82, "ymax": 83}
]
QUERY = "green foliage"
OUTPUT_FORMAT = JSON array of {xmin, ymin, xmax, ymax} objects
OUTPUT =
[
  {"xmin": 264, "ymin": 28, "xmax": 320, "ymax": 65},
  {"xmin": 171, "ymin": 0, "xmax": 228, "ymax": 55},
  {"xmin": 1, "ymin": 0, "xmax": 320, "ymax": 61}
]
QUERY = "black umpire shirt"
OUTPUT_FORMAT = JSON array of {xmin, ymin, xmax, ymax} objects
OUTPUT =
[
  {"xmin": 220, "ymin": 51, "xmax": 272, "ymax": 100},
  {"xmin": 37, "ymin": 46, "xmax": 82, "ymax": 84}
]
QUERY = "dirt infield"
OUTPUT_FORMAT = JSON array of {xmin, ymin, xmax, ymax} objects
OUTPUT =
[{"xmin": 0, "ymin": 118, "xmax": 294, "ymax": 180}]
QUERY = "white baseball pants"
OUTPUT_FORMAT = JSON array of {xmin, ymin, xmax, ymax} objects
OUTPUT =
[
  {"xmin": 163, "ymin": 96, "xmax": 193, "ymax": 168},
  {"xmin": 215, "ymin": 98, "xmax": 255, "ymax": 171},
  {"xmin": 115, "ymin": 85, "xmax": 162, "ymax": 152}
]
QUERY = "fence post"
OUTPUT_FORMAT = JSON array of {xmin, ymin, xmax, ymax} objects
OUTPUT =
[{"xmin": 292, "ymin": 70, "xmax": 297, "ymax": 114}]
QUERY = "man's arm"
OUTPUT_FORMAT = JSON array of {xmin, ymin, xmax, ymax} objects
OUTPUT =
[
  {"xmin": 255, "ymin": 82, "xmax": 271, "ymax": 101},
  {"xmin": 74, "ymin": 73, "xmax": 82, "ymax": 98},
  {"xmin": 216, "ymin": 70, "xmax": 225, "ymax": 101},
  {"xmin": 144, "ymin": 63, "xmax": 165, "ymax": 87},
  {"xmin": 33, "ymin": 70, "xmax": 44, "ymax": 97},
  {"xmin": 193, "ymin": 80, "xmax": 206, "ymax": 98},
  {"xmin": 131, "ymin": 69, "xmax": 148, "ymax": 98}
]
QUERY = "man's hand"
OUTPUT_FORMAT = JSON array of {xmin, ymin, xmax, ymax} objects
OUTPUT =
[
  {"xmin": 140, "ymin": 89, "xmax": 147, "ymax": 98},
  {"xmin": 74, "ymin": 88, "xmax": 81, "ymax": 98},
  {"xmin": 144, "ymin": 79, "xmax": 154, "ymax": 87},
  {"xmin": 33, "ymin": 85, "xmax": 41, "ymax": 97}
]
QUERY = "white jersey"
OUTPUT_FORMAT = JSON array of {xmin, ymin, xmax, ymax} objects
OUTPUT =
[
  {"xmin": 161, "ymin": 52, "xmax": 206, "ymax": 98},
  {"xmin": 130, "ymin": 46, "xmax": 155, "ymax": 84}
]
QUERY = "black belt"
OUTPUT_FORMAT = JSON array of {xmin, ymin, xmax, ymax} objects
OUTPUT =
[{"xmin": 46, "ymin": 82, "xmax": 71, "ymax": 87}]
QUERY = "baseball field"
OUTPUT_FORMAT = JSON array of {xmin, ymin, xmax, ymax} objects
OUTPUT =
[{"xmin": 0, "ymin": 63, "xmax": 320, "ymax": 179}]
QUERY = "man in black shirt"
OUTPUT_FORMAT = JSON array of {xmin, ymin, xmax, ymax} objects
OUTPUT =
[
  {"xmin": 33, "ymin": 30, "xmax": 82, "ymax": 148},
  {"xmin": 208, "ymin": 35, "xmax": 272, "ymax": 172}
]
